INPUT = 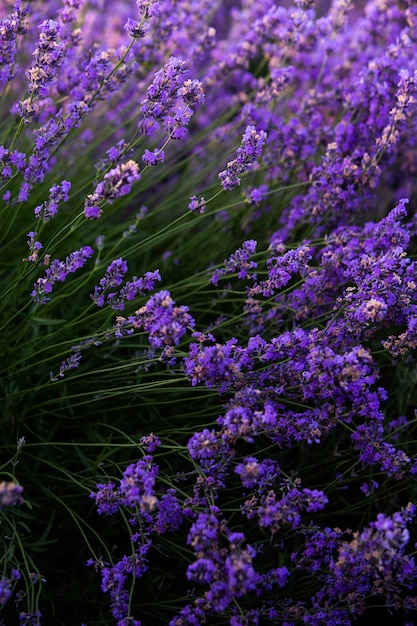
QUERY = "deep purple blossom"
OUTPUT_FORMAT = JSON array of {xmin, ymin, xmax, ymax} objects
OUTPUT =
[
  {"xmin": 138, "ymin": 56, "xmax": 203, "ymax": 139},
  {"xmin": 130, "ymin": 290, "xmax": 194, "ymax": 347},
  {"xmin": 84, "ymin": 160, "xmax": 141, "ymax": 219},
  {"xmin": 247, "ymin": 244, "xmax": 312, "ymax": 298},
  {"xmin": 0, "ymin": 576, "xmax": 12, "ymax": 606},
  {"xmin": 187, "ymin": 428, "xmax": 229, "ymax": 461},
  {"xmin": 91, "ymin": 258, "xmax": 129, "ymax": 307},
  {"xmin": 224, "ymin": 544, "xmax": 260, "ymax": 597},
  {"xmin": 33, "ymin": 101, "xmax": 90, "ymax": 152},
  {"xmin": 243, "ymin": 480, "xmax": 328, "ymax": 533},
  {"xmin": 186, "ymin": 558, "xmax": 217, "ymax": 584},
  {"xmin": 188, "ymin": 195, "xmax": 206, "ymax": 213},
  {"xmin": 0, "ymin": 481, "xmax": 23, "ymax": 508},
  {"xmin": 0, "ymin": 1, "xmax": 29, "ymax": 87},
  {"xmin": 31, "ymin": 245, "xmax": 94, "ymax": 303},
  {"xmin": 211, "ymin": 239, "xmax": 257, "ymax": 285},
  {"xmin": 124, "ymin": 17, "xmax": 149, "ymax": 39},
  {"xmin": 19, "ymin": 19, "xmax": 65, "ymax": 121},
  {"xmin": 34, "ymin": 180, "xmax": 71, "ymax": 221},
  {"xmin": 142, "ymin": 147, "xmax": 165, "ymax": 166},
  {"xmin": 139, "ymin": 432, "xmax": 161, "ymax": 453},
  {"xmin": 25, "ymin": 231, "xmax": 42, "ymax": 263},
  {"xmin": 187, "ymin": 508, "xmax": 221, "ymax": 556},
  {"xmin": 90, "ymin": 482, "xmax": 121, "ymax": 516},
  {"xmin": 218, "ymin": 126, "xmax": 267, "ymax": 190},
  {"xmin": 138, "ymin": 56, "xmax": 188, "ymax": 136},
  {"xmin": 0, "ymin": 146, "xmax": 26, "ymax": 183},
  {"xmin": 154, "ymin": 489, "xmax": 183, "ymax": 534},
  {"xmin": 119, "ymin": 455, "xmax": 159, "ymax": 513},
  {"xmin": 50, "ymin": 351, "xmax": 82, "ymax": 382},
  {"xmin": 235, "ymin": 456, "xmax": 280, "ymax": 491},
  {"xmin": 184, "ymin": 336, "xmax": 251, "ymax": 392},
  {"xmin": 136, "ymin": 0, "xmax": 160, "ymax": 18}
]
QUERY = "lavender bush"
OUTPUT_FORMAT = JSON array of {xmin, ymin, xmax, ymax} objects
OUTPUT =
[{"xmin": 1, "ymin": 0, "xmax": 417, "ymax": 624}]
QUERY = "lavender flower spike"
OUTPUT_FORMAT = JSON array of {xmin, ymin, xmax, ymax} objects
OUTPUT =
[
  {"xmin": 219, "ymin": 126, "xmax": 267, "ymax": 191},
  {"xmin": 0, "ymin": 481, "xmax": 23, "ymax": 508},
  {"xmin": 34, "ymin": 180, "xmax": 71, "ymax": 221},
  {"xmin": 84, "ymin": 160, "xmax": 141, "ymax": 219},
  {"xmin": 31, "ymin": 246, "xmax": 94, "ymax": 304}
]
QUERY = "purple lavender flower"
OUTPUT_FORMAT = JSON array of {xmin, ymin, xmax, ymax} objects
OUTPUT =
[
  {"xmin": 124, "ymin": 17, "xmax": 149, "ymax": 39},
  {"xmin": 188, "ymin": 195, "xmax": 206, "ymax": 213},
  {"xmin": 100, "ymin": 564, "xmax": 131, "ymax": 623},
  {"xmin": 243, "ymin": 479, "xmax": 328, "ymax": 533},
  {"xmin": 224, "ymin": 544, "xmax": 260, "ymax": 598},
  {"xmin": 90, "ymin": 482, "xmax": 121, "ymax": 516},
  {"xmin": 50, "ymin": 351, "xmax": 82, "ymax": 382},
  {"xmin": 91, "ymin": 258, "xmax": 129, "ymax": 307},
  {"xmin": 31, "ymin": 245, "xmax": 94, "ymax": 303},
  {"xmin": 137, "ymin": 56, "xmax": 204, "ymax": 140},
  {"xmin": 0, "ymin": 480, "xmax": 23, "ymax": 508},
  {"xmin": 211, "ymin": 239, "xmax": 257, "ymax": 286},
  {"xmin": 153, "ymin": 489, "xmax": 183, "ymax": 533},
  {"xmin": 187, "ymin": 507, "xmax": 221, "ymax": 555},
  {"xmin": 25, "ymin": 231, "xmax": 43, "ymax": 263},
  {"xmin": 0, "ymin": 146, "xmax": 26, "ymax": 183},
  {"xmin": 0, "ymin": 1, "xmax": 29, "ymax": 87},
  {"xmin": 179, "ymin": 78, "xmax": 205, "ymax": 106},
  {"xmin": 18, "ymin": 610, "xmax": 42, "ymax": 626},
  {"xmin": 136, "ymin": 0, "xmax": 160, "ymax": 18},
  {"xmin": 139, "ymin": 432, "xmax": 161, "ymax": 452},
  {"xmin": 130, "ymin": 290, "xmax": 194, "ymax": 347},
  {"xmin": 119, "ymin": 455, "xmax": 158, "ymax": 513},
  {"xmin": 138, "ymin": 56, "xmax": 188, "ymax": 136},
  {"xmin": 33, "ymin": 101, "xmax": 90, "ymax": 152},
  {"xmin": 34, "ymin": 180, "xmax": 71, "ymax": 221},
  {"xmin": 218, "ymin": 126, "xmax": 267, "ymax": 190},
  {"xmin": 247, "ymin": 244, "xmax": 312, "ymax": 299},
  {"xmin": 84, "ymin": 160, "xmax": 140, "ymax": 219},
  {"xmin": 184, "ymin": 336, "xmax": 249, "ymax": 392},
  {"xmin": 19, "ymin": 19, "xmax": 65, "ymax": 121},
  {"xmin": 93, "ymin": 263, "xmax": 161, "ymax": 311},
  {"xmin": 0, "ymin": 576, "xmax": 12, "ymax": 606},
  {"xmin": 187, "ymin": 428, "xmax": 229, "ymax": 461},
  {"xmin": 235, "ymin": 456, "xmax": 280, "ymax": 491},
  {"xmin": 141, "ymin": 147, "xmax": 165, "ymax": 166},
  {"xmin": 326, "ymin": 504, "xmax": 417, "ymax": 613},
  {"xmin": 186, "ymin": 558, "xmax": 217, "ymax": 584}
]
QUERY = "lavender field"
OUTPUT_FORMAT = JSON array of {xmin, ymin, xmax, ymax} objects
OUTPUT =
[{"xmin": 1, "ymin": 0, "xmax": 417, "ymax": 624}]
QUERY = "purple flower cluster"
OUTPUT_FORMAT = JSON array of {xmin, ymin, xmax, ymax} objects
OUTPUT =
[
  {"xmin": 50, "ymin": 351, "xmax": 83, "ymax": 382},
  {"xmin": 218, "ymin": 126, "xmax": 267, "ymax": 191},
  {"xmin": 90, "ymin": 446, "xmax": 183, "ymax": 624},
  {"xmin": 138, "ymin": 56, "xmax": 204, "ymax": 138},
  {"xmin": 184, "ymin": 335, "xmax": 251, "ymax": 393},
  {"xmin": 290, "ymin": 504, "xmax": 417, "ymax": 623},
  {"xmin": 172, "ymin": 508, "xmax": 292, "ymax": 625},
  {"xmin": 0, "ymin": 145, "xmax": 26, "ymax": 185},
  {"xmin": 18, "ymin": 18, "xmax": 67, "ymax": 124},
  {"xmin": 0, "ymin": 567, "xmax": 21, "ymax": 608},
  {"xmin": 92, "ymin": 261, "xmax": 161, "ymax": 310},
  {"xmin": 179, "ymin": 511, "xmax": 261, "ymax": 615},
  {"xmin": 4, "ymin": 0, "xmax": 417, "ymax": 624},
  {"xmin": 34, "ymin": 180, "xmax": 71, "ymax": 221},
  {"xmin": 25, "ymin": 231, "xmax": 42, "ymax": 263},
  {"xmin": 130, "ymin": 290, "xmax": 195, "ymax": 348},
  {"xmin": 0, "ymin": 1, "xmax": 29, "ymax": 87},
  {"xmin": 84, "ymin": 160, "xmax": 141, "ymax": 219},
  {"xmin": 242, "ymin": 479, "xmax": 329, "ymax": 534},
  {"xmin": 0, "ymin": 481, "xmax": 23, "ymax": 508},
  {"xmin": 31, "ymin": 245, "xmax": 93, "ymax": 304},
  {"xmin": 211, "ymin": 239, "xmax": 257, "ymax": 286}
]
